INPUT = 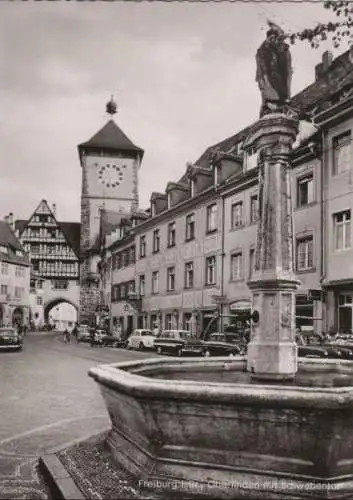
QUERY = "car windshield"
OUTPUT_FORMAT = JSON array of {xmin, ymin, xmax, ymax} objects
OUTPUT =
[
  {"xmin": 0, "ymin": 329, "xmax": 16, "ymax": 337},
  {"xmin": 141, "ymin": 331, "xmax": 153, "ymax": 336},
  {"xmin": 225, "ymin": 336, "xmax": 239, "ymax": 344},
  {"xmin": 179, "ymin": 331, "xmax": 192, "ymax": 339}
]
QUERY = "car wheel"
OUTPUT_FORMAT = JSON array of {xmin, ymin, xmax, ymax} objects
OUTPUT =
[
  {"xmin": 157, "ymin": 346, "xmax": 163, "ymax": 355},
  {"xmin": 139, "ymin": 342, "xmax": 145, "ymax": 350},
  {"xmin": 203, "ymin": 350, "xmax": 211, "ymax": 357}
]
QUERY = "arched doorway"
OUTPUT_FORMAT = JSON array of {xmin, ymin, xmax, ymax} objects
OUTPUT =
[
  {"xmin": 12, "ymin": 307, "xmax": 24, "ymax": 327},
  {"xmin": 44, "ymin": 299, "xmax": 78, "ymax": 331}
]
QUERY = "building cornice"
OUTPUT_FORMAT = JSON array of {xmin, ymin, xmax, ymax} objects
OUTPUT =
[{"xmin": 314, "ymin": 96, "xmax": 353, "ymax": 127}]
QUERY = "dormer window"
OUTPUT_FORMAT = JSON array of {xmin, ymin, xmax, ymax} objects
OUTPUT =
[
  {"xmin": 245, "ymin": 145, "xmax": 259, "ymax": 171},
  {"xmin": 167, "ymin": 192, "xmax": 172, "ymax": 209},
  {"xmin": 119, "ymin": 224, "xmax": 126, "ymax": 238},
  {"xmin": 15, "ymin": 250, "xmax": 24, "ymax": 257},
  {"xmin": 0, "ymin": 245, "xmax": 8, "ymax": 254},
  {"xmin": 151, "ymin": 201, "xmax": 156, "ymax": 217},
  {"xmin": 237, "ymin": 141, "xmax": 244, "ymax": 156},
  {"xmin": 190, "ymin": 178, "xmax": 195, "ymax": 198},
  {"xmin": 213, "ymin": 165, "xmax": 219, "ymax": 186}
]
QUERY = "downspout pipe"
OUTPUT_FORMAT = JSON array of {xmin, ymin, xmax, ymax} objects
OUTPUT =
[
  {"xmin": 319, "ymin": 128, "xmax": 327, "ymax": 332},
  {"xmin": 220, "ymin": 193, "xmax": 225, "ymax": 333}
]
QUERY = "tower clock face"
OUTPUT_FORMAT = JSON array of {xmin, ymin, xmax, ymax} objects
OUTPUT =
[{"xmin": 97, "ymin": 162, "xmax": 127, "ymax": 188}]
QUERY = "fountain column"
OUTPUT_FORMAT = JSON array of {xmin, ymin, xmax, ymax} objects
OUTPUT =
[{"xmin": 246, "ymin": 112, "xmax": 301, "ymax": 380}]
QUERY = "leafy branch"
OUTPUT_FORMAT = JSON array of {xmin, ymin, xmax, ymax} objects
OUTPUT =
[{"xmin": 286, "ymin": 1, "xmax": 353, "ymax": 48}]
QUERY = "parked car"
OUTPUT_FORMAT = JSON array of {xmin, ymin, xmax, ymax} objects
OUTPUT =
[
  {"xmin": 126, "ymin": 329, "xmax": 156, "ymax": 350},
  {"xmin": 154, "ymin": 330, "xmax": 203, "ymax": 356},
  {"xmin": 298, "ymin": 345, "xmax": 329, "ymax": 358},
  {"xmin": 201, "ymin": 332, "xmax": 245, "ymax": 357},
  {"xmin": 101, "ymin": 334, "xmax": 126, "ymax": 348},
  {"xmin": 0, "ymin": 327, "xmax": 23, "ymax": 352},
  {"xmin": 77, "ymin": 325, "xmax": 91, "ymax": 343},
  {"xmin": 94, "ymin": 329, "xmax": 105, "ymax": 347},
  {"xmin": 331, "ymin": 344, "xmax": 353, "ymax": 359}
]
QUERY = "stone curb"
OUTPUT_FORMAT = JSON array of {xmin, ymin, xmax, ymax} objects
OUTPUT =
[{"xmin": 38, "ymin": 454, "xmax": 85, "ymax": 500}]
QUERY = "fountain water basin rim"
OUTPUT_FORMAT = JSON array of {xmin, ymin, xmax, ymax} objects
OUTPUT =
[{"xmin": 88, "ymin": 356, "xmax": 353, "ymax": 410}]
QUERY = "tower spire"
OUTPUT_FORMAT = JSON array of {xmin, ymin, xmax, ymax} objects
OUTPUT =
[{"xmin": 106, "ymin": 94, "xmax": 118, "ymax": 118}]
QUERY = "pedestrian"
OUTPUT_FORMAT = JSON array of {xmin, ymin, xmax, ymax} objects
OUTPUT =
[
  {"xmin": 89, "ymin": 328, "xmax": 95, "ymax": 348},
  {"xmin": 72, "ymin": 324, "xmax": 78, "ymax": 342},
  {"xmin": 63, "ymin": 329, "xmax": 69, "ymax": 344}
]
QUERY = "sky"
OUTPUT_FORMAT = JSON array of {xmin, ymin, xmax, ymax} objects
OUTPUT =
[{"xmin": 0, "ymin": 1, "xmax": 348, "ymax": 223}]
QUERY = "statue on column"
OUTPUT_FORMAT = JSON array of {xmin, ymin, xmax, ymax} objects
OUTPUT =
[{"xmin": 256, "ymin": 21, "xmax": 292, "ymax": 117}]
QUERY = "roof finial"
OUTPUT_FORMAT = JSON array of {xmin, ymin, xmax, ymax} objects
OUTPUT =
[{"xmin": 106, "ymin": 94, "xmax": 118, "ymax": 117}]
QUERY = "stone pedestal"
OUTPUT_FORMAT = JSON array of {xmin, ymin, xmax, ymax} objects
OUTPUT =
[{"xmin": 246, "ymin": 112, "xmax": 301, "ymax": 380}]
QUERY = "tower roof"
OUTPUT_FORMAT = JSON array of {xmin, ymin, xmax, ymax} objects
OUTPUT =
[{"xmin": 78, "ymin": 119, "xmax": 144, "ymax": 158}]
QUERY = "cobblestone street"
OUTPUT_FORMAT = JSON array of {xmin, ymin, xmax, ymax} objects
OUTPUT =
[{"xmin": 0, "ymin": 332, "xmax": 155, "ymax": 499}]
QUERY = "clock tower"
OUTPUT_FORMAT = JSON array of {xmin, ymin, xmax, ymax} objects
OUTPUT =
[{"xmin": 78, "ymin": 97, "xmax": 144, "ymax": 325}]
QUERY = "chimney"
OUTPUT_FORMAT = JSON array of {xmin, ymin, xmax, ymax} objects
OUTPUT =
[
  {"xmin": 8, "ymin": 213, "xmax": 14, "ymax": 231},
  {"xmin": 315, "ymin": 50, "xmax": 333, "ymax": 80},
  {"xmin": 52, "ymin": 204, "xmax": 56, "ymax": 216}
]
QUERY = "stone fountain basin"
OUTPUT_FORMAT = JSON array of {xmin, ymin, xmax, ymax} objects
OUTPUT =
[{"xmin": 89, "ymin": 357, "xmax": 353, "ymax": 499}]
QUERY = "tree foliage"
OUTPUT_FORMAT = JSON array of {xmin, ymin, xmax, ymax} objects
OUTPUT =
[{"xmin": 287, "ymin": 1, "xmax": 353, "ymax": 48}]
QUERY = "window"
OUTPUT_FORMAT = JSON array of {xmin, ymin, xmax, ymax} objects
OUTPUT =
[
  {"xmin": 128, "ymin": 281, "xmax": 135, "ymax": 295},
  {"xmin": 245, "ymin": 146, "xmax": 259, "ymax": 171},
  {"xmin": 185, "ymin": 213, "xmax": 195, "ymax": 241},
  {"xmin": 53, "ymin": 280, "xmax": 68, "ymax": 290},
  {"xmin": 1, "ymin": 263, "xmax": 8, "ymax": 275},
  {"xmin": 167, "ymin": 266, "xmax": 176, "ymax": 292},
  {"xmin": 165, "ymin": 313, "xmax": 173, "ymax": 330},
  {"xmin": 152, "ymin": 229, "xmax": 160, "ymax": 253},
  {"xmin": 231, "ymin": 202, "xmax": 243, "ymax": 229},
  {"xmin": 139, "ymin": 275, "xmax": 145, "ymax": 296},
  {"xmin": 205, "ymin": 256, "xmax": 216, "ymax": 285},
  {"xmin": 230, "ymin": 253, "xmax": 242, "ymax": 281},
  {"xmin": 249, "ymin": 248, "xmax": 256, "ymax": 278},
  {"xmin": 206, "ymin": 204, "xmax": 218, "ymax": 233},
  {"xmin": 15, "ymin": 266, "xmax": 23, "ymax": 277},
  {"xmin": 130, "ymin": 246, "xmax": 136, "ymax": 264},
  {"xmin": 115, "ymin": 254, "xmax": 121, "ymax": 270},
  {"xmin": 0, "ymin": 245, "xmax": 8, "ymax": 254},
  {"xmin": 183, "ymin": 312, "xmax": 192, "ymax": 331},
  {"xmin": 36, "ymin": 296, "xmax": 43, "ymax": 306},
  {"xmin": 296, "ymin": 237, "xmax": 313, "ymax": 271},
  {"xmin": 250, "ymin": 195, "xmax": 259, "ymax": 223},
  {"xmin": 214, "ymin": 165, "xmax": 219, "ymax": 186},
  {"xmin": 167, "ymin": 222, "xmax": 176, "ymax": 247},
  {"xmin": 334, "ymin": 210, "xmax": 351, "ymax": 250},
  {"xmin": 297, "ymin": 174, "xmax": 314, "ymax": 207},
  {"xmin": 152, "ymin": 271, "xmax": 159, "ymax": 294},
  {"xmin": 1, "ymin": 284, "xmax": 7, "ymax": 295},
  {"xmin": 184, "ymin": 261, "xmax": 194, "ymax": 289},
  {"xmin": 139, "ymin": 236, "xmax": 146, "ymax": 258},
  {"xmin": 14, "ymin": 287, "xmax": 23, "ymax": 299},
  {"xmin": 190, "ymin": 179, "xmax": 195, "ymax": 197},
  {"xmin": 333, "ymin": 130, "xmax": 351, "ymax": 175}
]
